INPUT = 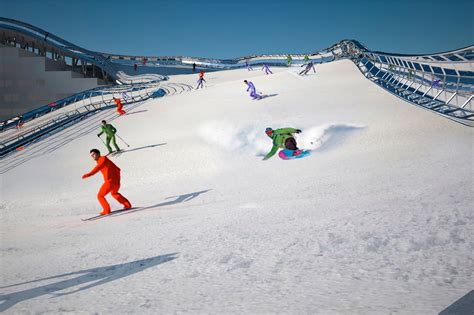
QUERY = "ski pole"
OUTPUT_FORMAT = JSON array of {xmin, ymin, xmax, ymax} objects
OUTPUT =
[
  {"xmin": 97, "ymin": 134, "xmax": 107, "ymax": 147},
  {"xmin": 116, "ymin": 133, "xmax": 130, "ymax": 147}
]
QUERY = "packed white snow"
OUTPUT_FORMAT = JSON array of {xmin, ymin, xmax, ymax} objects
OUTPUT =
[{"xmin": 1, "ymin": 60, "xmax": 473, "ymax": 314}]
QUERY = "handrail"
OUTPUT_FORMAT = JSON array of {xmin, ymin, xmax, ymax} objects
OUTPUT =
[{"xmin": 0, "ymin": 80, "xmax": 164, "ymax": 157}]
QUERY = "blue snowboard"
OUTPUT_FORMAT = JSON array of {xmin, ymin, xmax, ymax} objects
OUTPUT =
[{"xmin": 278, "ymin": 149, "xmax": 311, "ymax": 160}]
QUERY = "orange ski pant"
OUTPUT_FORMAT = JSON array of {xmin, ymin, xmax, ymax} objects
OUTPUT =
[
  {"xmin": 97, "ymin": 181, "xmax": 130, "ymax": 212},
  {"xmin": 116, "ymin": 103, "xmax": 126, "ymax": 115}
]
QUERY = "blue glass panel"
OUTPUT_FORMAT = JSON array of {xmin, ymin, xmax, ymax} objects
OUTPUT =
[
  {"xmin": 379, "ymin": 55, "xmax": 388, "ymax": 63},
  {"xmin": 446, "ymin": 54, "xmax": 462, "ymax": 61},
  {"xmin": 443, "ymin": 68, "xmax": 457, "ymax": 76},
  {"xmin": 432, "ymin": 66, "xmax": 444, "ymax": 75},
  {"xmin": 422, "ymin": 64, "xmax": 432, "ymax": 72},
  {"xmin": 413, "ymin": 63, "xmax": 422, "ymax": 71},
  {"xmin": 459, "ymin": 76, "xmax": 474, "ymax": 84},
  {"xmin": 444, "ymin": 76, "xmax": 458, "ymax": 83},
  {"xmin": 458, "ymin": 70, "xmax": 474, "ymax": 77},
  {"xmin": 432, "ymin": 56, "xmax": 446, "ymax": 61},
  {"xmin": 401, "ymin": 60, "xmax": 409, "ymax": 68},
  {"xmin": 461, "ymin": 51, "xmax": 474, "ymax": 60},
  {"xmin": 367, "ymin": 62, "xmax": 380, "ymax": 76}
]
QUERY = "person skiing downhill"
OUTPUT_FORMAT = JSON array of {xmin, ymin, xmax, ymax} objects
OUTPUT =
[
  {"xmin": 245, "ymin": 61, "xmax": 253, "ymax": 71},
  {"xmin": 113, "ymin": 97, "xmax": 126, "ymax": 115},
  {"xmin": 287, "ymin": 54, "xmax": 293, "ymax": 66},
  {"xmin": 299, "ymin": 62, "xmax": 316, "ymax": 76},
  {"xmin": 196, "ymin": 70, "xmax": 206, "ymax": 89},
  {"xmin": 262, "ymin": 63, "xmax": 273, "ymax": 74},
  {"xmin": 263, "ymin": 127, "xmax": 302, "ymax": 160},
  {"xmin": 97, "ymin": 120, "xmax": 121, "ymax": 154},
  {"xmin": 304, "ymin": 55, "xmax": 310, "ymax": 64},
  {"xmin": 244, "ymin": 80, "xmax": 261, "ymax": 100},
  {"xmin": 82, "ymin": 148, "xmax": 132, "ymax": 215}
]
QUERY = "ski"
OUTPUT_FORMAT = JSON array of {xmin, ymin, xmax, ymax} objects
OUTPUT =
[
  {"xmin": 106, "ymin": 150, "xmax": 123, "ymax": 157},
  {"xmin": 82, "ymin": 207, "xmax": 140, "ymax": 221}
]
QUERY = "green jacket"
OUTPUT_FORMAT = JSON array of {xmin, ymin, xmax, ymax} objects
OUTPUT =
[
  {"xmin": 98, "ymin": 124, "xmax": 117, "ymax": 138},
  {"xmin": 263, "ymin": 128, "xmax": 298, "ymax": 160}
]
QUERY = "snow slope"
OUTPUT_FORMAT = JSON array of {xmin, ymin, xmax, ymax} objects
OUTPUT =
[{"xmin": 1, "ymin": 60, "xmax": 473, "ymax": 314}]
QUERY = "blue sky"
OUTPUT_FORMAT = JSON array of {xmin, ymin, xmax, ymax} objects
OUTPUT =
[{"xmin": 1, "ymin": 0, "xmax": 472, "ymax": 58}]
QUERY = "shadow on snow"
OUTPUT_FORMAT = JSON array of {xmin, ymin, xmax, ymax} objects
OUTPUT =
[{"xmin": 0, "ymin": 253, "xmax": 178, "ymax": 311}]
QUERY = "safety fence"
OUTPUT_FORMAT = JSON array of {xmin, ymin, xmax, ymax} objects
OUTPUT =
[
  {"xmin": 0, "ymin": 80, "xmax": 164, "ymax": 158},
  {"xmin": 337, "ymin": 40, "xmax": 474, "ymax": 126}
]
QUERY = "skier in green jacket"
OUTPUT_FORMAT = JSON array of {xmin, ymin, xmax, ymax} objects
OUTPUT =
[
  {"xmin": 263, "ymin": 127, "xmax": 302, "ymax": 160},
  {"xmin": 97, "ymin": 120, "xmax": 120, "ymax": 154}
]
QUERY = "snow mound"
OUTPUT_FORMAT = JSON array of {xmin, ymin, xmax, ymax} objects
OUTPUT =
[
  {"xmin": 198, "ymin": 121, "xmax": 365, "ymax": 155},
  {"xmin": 298, "ymin": 123, "xmax": 365, "ymax": 151}
]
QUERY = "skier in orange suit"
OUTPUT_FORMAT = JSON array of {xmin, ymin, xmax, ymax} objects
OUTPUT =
[
  {"xmin": 82, "ymin": 149, "xmax": 132, "ymax": 215},
  {"xmin": 113, "ymin": 97, "xmax": 126, "ymax": 115}
]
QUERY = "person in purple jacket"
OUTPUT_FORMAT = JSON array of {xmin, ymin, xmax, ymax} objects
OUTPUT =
[
  {"xmin": 299, "ymin": 62, "xmax": 316, "ymax": 76},
  {"xmin": 262, "ymin": 63, "xmax": 273, "ymax": 75},
  {"xmin": 244, "ymin": 80, "xmax": 261, "ymax": 100},
  {"xmin": 245, "ymin": 61, "xmax": 253, "ymax": 71}
]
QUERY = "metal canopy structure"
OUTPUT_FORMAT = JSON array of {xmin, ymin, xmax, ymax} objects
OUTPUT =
[{"xmin": 340, "ymin": 40, "xmax": 474, "ymax": 126}]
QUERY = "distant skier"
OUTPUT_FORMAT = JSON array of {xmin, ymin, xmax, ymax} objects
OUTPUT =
[
  {"xmin": 196, "ymin": 71, "xmax": 206, "ymax": 89},
  {"xmin": 263, "ymin": 127, "xmax": 302, "ymax": 160},
  {"xmin": 97, "ymin": 120, "xmax": 121, "ymax": 154},
  {"xmin": 244, "ymin": 80, "xmax": 261, "ymax": 100},
  {"xmin": 134, "ymin": 63, "xmax": 138, "ymax": 72},
  {"xmin": 82, "ymin": 148, "xmax": 132, "ymax": 215},
  {"xmin": 262, "ymin": 63, "xmax": 273, "ymax": 75},
  {"xmin": 245, "ymin": 61, "xmax": 253, "ymax": 71},
  {"xmin": 16, "ymin": 115, "xmax": 24, "ymax": 130},
  {"xmin": 193, "ymin": 62, "xmax": 196, "ymax": 72},
  {"xmin": 113, "ymin": 97, "xmax": 126, "ymax": 115},
  {"xmin": 299, "ymin": 62, "xmax": 316, "ymax": 76},
  {"xmin": 287, "ymin": 54, "xmax": 293, "ymax": 66}
]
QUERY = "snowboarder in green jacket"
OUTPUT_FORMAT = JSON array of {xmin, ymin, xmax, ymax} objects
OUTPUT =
[
  {"xmin": 263, "ymin": 127, "xmax": 301, "ymax": 160},
  {"xmin": 97, "ymin": 120, "xmax": 120, "ymax": 154}
]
